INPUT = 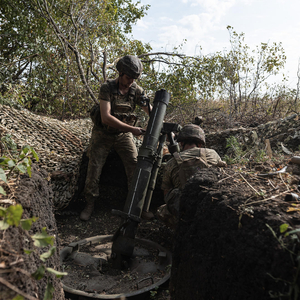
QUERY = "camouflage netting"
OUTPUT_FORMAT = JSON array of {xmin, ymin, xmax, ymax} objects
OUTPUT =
[
  {"xmin": 206, "ymin": 113, "xmax": 300, "ymax": 156},
  {"xmin": 0, "ymin": 105, "xmax": 92, "ymax": 210},
  {"xmin": 1, "ymin": 104, "xmax": 300, "ymax": 211}
]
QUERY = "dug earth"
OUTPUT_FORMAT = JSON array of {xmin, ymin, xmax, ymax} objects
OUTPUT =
[
  {"xmin": 2, "ymin": 152, "xmax": 300, "ymax": 300},
  {"xmin": 1, "ymin": 107, "xmax": 300, "ymax": 299}
]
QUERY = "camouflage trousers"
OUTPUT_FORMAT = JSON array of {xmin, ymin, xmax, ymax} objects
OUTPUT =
[
  {"xmin": 84, "ymin": 126, "xmax": 138, "ymax": 199},
  {"xmin": 156, "ymin": 188, "xmax": 181, "ymax": 228}
]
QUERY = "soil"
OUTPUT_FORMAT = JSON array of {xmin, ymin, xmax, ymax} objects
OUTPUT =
[
  {"xmin": 171, "ymin": 164, "xmax": 300, "ymax": 300},
  {"xmin": 55, "ymin": 151, "xmax": 174, "ymax": 300},
  {"xmin": 2, "ymin": 149, "xmax": 300, "ymax": 300}
]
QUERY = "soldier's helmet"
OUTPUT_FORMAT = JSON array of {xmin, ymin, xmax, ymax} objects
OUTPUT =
[
  {"xmin": 116, "ymin": 55, "xmax": 143, "ymax": 79},
  {"xmin": 177, "ymin": 124, "xmax": 206, "ymax": 145}
]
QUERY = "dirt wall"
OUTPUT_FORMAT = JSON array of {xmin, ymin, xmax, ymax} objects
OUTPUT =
[
  {"xmin": 0, "ymin": 165, "xmax": 65, "ymax": 300},
  {"xmin": 170, "ymin": 167, "xmax": 300, "ymax": 300}
]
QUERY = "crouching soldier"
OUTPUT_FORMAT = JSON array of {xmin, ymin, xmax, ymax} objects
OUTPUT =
[{"xmin": 158, "ymin": 124, "xmax": 227, "ymax": 227}]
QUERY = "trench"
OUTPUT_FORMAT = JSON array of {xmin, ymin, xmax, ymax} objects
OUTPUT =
[{"xmin": 55, "ymin": 150, "xmax": 172, "ymax": 300}]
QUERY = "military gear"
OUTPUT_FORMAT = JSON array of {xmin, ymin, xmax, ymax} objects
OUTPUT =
[
  {"xmin": 116, "ymin": 55, "xmax": 143, "ymax": 79},
  {"xmin": 173, "ymin": 148, "xmax": 209, "ymax": 188},
  {"xmin": 84, "ymin": 128, "xmax": 138, "ymax": 199},
  {"xmin": 80, "ymin": 196, "xmax": 96, "ymax": 221},
  {"xmin": 177, "ymin": 124, "xmax": 206, "ymax": 145},
  {"xmin": 161, "ymin": 147, "xmax": 226, "ymax": 194},
  {"xmin": 91, "ymin": 79, "xmax": 146, "ymax": 134}
]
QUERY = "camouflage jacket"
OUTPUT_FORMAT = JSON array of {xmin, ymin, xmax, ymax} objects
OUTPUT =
[
  {"xmin": 161, "ymin": 147, "xmax": 226, "ymax": 192},
  {"xmin": 91, "ymin": 79, "xmax": 147, "ymax": 133}
]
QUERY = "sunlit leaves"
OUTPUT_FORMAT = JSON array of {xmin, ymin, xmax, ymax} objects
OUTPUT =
[
  {"xmin": 31, "ymin": 227, "xmax": 55, "ymax": 247},
  {"xmin": 44, "ymin": 282, "xmax": 55, "ymax": 300},
  {"xmin": 0, "ymin": 204, "xmax": 23, "ymax": 229},
  {"xmin": 1, "ymin": 0, "xmax": 150, "ymax": 116},
  {"xmin": 46, "ymin": 267, "xmax": 68, "ymax": 278}
]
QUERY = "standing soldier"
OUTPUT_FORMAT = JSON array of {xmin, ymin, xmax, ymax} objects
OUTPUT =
[{"xmin": 80, "ymin": 55, "xmax": 151, "ymax": 221}]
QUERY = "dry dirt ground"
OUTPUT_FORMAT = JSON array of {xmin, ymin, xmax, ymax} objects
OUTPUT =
[
  {"xmin": 56, "ymin": 151, "xmax": 300, "ymax": 300},
  {"xmin": 55, "ymin": 151, "xmax": 173, "ymax": 300},
  {"xmin": 2, "ymin": 149, "xmax": 300, "ymax": 300}
]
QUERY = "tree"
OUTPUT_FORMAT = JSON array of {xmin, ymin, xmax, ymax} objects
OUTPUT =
[
  {"xmin": 218, "ymin": 26, "xmax": 286, "ymax": 120},
  {"xmin": 0, "ymin": 0, "xmax": 150, "ymax": 116}
]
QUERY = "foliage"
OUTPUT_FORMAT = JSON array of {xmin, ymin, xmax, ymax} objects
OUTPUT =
[
  {"xmin": 224, "ymin": 136, "xmax": 248, "ymax": 165},
  {"xmin": 266, "ymin": 223, "xmax": 300, "ymax": 300},
  {"xmin": 0, "ymin": 0, "xmax": 297, "ymax": 127},
  {"xmin": 0, "ymin": 144, "xmax": 39, "ymax": 195},
  {"xmin": 223, "ymin": 135, "xmax": 273, "ymax": 165},
  {"xmin": 0, "ymin": 204, "xmax": 67, "ymax": 299},
  {"xmin": 0, "ymin": 133, "xmax": 39, "ymax": 195},
  {"xmin": 0, "ymin": 0, "xmax": 150, "ymax": 116}
]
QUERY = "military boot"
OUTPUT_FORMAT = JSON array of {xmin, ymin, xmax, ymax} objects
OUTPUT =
[{"xmin": 80, "ymin": 197, "xmax": 95, "ymax": 221}]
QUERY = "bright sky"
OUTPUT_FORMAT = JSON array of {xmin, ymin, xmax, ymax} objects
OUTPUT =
[{"xmin": 131, "ymin": 0, "xmax": 300, "ymax": 88}]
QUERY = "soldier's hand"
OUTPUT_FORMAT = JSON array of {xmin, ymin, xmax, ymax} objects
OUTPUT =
[{"xmin": 131, "ymin": 127, "xmax": 146, "ymax": 136}]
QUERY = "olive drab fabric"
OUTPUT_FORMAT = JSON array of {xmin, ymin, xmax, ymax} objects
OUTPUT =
[
  {"xmin": 173, "ymin": 148, "xmax": 209, "ymax": 188},
  {"xmin": 84, "ymin": 127, "xmax": 138, "ymax": 199},
  {"xmin": 84, "ymin": 79, "xmax": 147, "ymax": 201},
  {"xmin": 116, "ymin": 55, "xmax": 143, "ymax": 79},
  {"xmin": 158, "ymin": 147, "xmax": 226, "ymax": 227},
  {"xmin": 90, "ymin": 79, "xmax": 146, "ymax": 133},
  {"xmin": 161, "ymin": 147, "xmax": 226, "ymax": 193},
  {"xmin": 177, "ymin": 124, "xmax": 206, "ymax": 145}
]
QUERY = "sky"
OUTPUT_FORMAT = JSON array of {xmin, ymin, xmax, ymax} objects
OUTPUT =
[{"xmin": 131, "ymin": 0, "xmax": 300, "ymax": 88}]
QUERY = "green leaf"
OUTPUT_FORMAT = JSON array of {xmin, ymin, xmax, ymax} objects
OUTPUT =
[
  {"xmin": 31, "ymin": 147, "xmax": 39, "ymax": 162},
  {"xmin": 0, "ymin": 168, "xmax": 7, "ymax": 183},
  {"xmin": 19, "ymin": 154, "xmax": 25, "ymax": 160},
  {"xmin": 43, "ymin": 282, "xmax": 55, "ymax": 300},
  {"xmin": 0, "ymin": 220, "xmax": 9, "ymax": 230},
  {"xmin": 0, "ymin": 206, "xmax": 6, "ymax": 217},
  {"xmin": 0, "ymin": 157, "xmax": 11, "ymax": 165},
  {"xmin": 22, "ymin": 157, "xmax": 30, "ymax": 165},
  {"xmin": 22, "ymin": 145, "xmax": 31, "ymax": 155},
  {"xmin": 20, "ymin": 219, "xmax": 33, "ymax": 230},
  {"xmin": 7, "ymin": 159, "xmax": 16, "ymax": 168},
  {"xmin": 32, "ymin": 265, "xmax": 46, "ymax": 280},
  {"xmin": 12, "ymin": 295, "xmax": 24, "ymax": 300},
  {"xmin": 26, "ymin": 165, "xmax": 32, "ymax": 177},
  {"xmin": 24, "ymin": 249, "xmax": 34, "ymax": 255},
  {"xmin": 31, "ymin": 227, "xmax": 54, "ymax": 247},
  {"xmin": 6, "ymin": 204, "xmax": 23, "ymax": 226},
  {"xmin": 20, "ymin": 216, "xmax": 38, "ymax": 230},
  {"xmin": 40, "ymin": 246, "xmax": 56, "ymax": 262},
  {"xmin": 16, "ymin": 164, "xmax": 27, "ymax": 173},
  {"xmin": 280, "ymin": 223, "xmax": 289, "ymax": 233},
  {"xmin": 46, "ymin": 267, "xmax": 68, "ymax": 278},
  {"xmin": 0, "ymin": 186, "xmax": 6, "ymax": 195}
]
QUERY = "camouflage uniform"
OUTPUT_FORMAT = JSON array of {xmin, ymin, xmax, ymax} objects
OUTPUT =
[
  {"xmin": 84, "ymin": 79, "xmax": 147, "ymax": 199},
  {"xmin": 158, "ymin": 146, "xmax": 226, "ymax": 227},
  {"xmin": 161, "ymin": 147, "xmax": 226, "ymax": 192}
]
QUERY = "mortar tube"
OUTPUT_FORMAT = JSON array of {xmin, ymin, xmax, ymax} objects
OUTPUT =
[
  {"xmin": 110, "ymin": 89, "xmax": 169, "ymax": 269},
  {"xmin": 143, "ymin": 134, "xmax": 167, "ymax": 213},
  {"xmin": 123, "ymin": 89, "xmax": 169, "ymax": 218}
]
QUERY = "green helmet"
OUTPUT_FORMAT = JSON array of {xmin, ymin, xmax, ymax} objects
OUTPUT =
[
  {"xmin": 177, "ymin": 124, "xmax": 206, "ymax": 145},
  {"xmin": 116, "ymin": 55, "xmax": 143, "ymax": 79}
]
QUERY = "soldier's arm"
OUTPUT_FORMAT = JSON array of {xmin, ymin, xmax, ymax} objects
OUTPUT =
[{"xmin": 100, "ymin": 100, "xmax": 145, "ymax": 136}]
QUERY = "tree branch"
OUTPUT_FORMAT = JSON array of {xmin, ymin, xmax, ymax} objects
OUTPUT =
[{"xmin": 39, "ymin": 0, "xmax": 99, "ymax": 104}]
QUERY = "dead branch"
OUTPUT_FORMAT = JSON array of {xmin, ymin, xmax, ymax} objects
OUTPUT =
[{"xmin": 0, "ymin": 277, "xmax": 38, "ymax": 300}]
